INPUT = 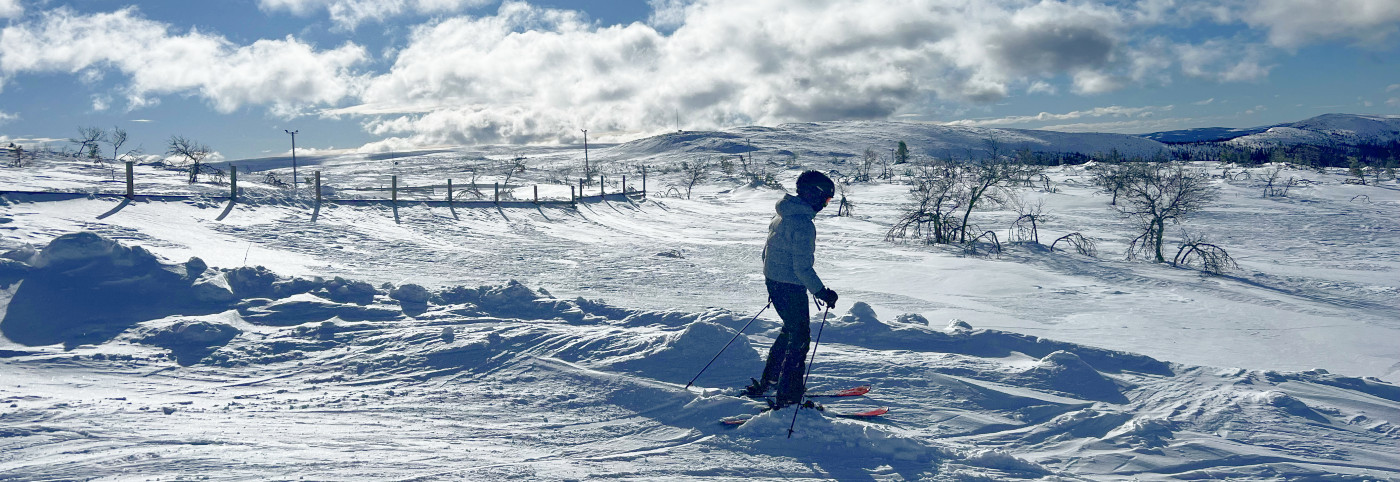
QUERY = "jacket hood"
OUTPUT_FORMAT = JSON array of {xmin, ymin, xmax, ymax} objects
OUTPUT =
[{"xmin": 776, "ymin": 194, "xmax": 816, "ymax": 220}]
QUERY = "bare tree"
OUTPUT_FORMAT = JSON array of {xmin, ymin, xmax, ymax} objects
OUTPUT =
[
  {"xmin": 1262, "ymin": 164, "xmax": 1292, "ymax": 197},
  {"xmin": 8, "ymin": 144, "xmax": 23, "ymax": 168},
  {"xmin": 849, "ymin": 148, "xmax": 877, "ymax": 182},
  {"xmin": 167, "ymin": 135, "xmax": 210, "ymax": 183},
  {"xmin": 1115, "ymin": 163, "xmax": 1217, "ymax": 263},
  {"xmin": 106, "ymin": 126, "xmax": 128, "ymax": 164},
  {"xmin": 71, "ymin": 126, "xmax": 105, "ymax": 164},
  {"xmin": 886, "ymin": 159, "xmax": 964, "ymax": 244},
  {"xmin": 955, "ymin": 158, "xmax": 1016, "ymax": 243},
  {"xmin": 682, "ymin": 158, "xmax": 708, "ymax": 199},
  {"xmin": 1090, "ymin": 163, "xmax": 1132, "ymax": 205},
  {"xmin": 501, "ymin": 155, "xmax": 527, "ymax": 187}
]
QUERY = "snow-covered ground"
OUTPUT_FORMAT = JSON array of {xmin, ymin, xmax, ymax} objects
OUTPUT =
[{"xmin": 2, "ymin": 126, "xmax": 1398, "ymax": 480}]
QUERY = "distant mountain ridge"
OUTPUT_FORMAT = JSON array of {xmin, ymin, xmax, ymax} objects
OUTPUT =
[
  {"xmin": 606, "ymin": 120, "xmax": 1168, "ymax": 162},
  {"xmin": 1141, "ymin": 113, "xmax": 1400, "ymax": 147}
]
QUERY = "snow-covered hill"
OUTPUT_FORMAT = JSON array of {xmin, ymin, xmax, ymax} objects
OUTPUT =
[
  {"xmin": 1143, "ymin": 113, "xmax": 1400, "ymax": 147},
  {"xmin": 2, "ymin": 124, "xmax": 1399, "ymax": 479},
  {"xmin": 609, "ymin": 121, "xmax": 1168, "ymax": 162}
]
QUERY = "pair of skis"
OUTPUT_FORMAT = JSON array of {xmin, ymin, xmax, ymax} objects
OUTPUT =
[{"xmin": 720, "ymin": 385, "xmax": 888, "ymax": 426}]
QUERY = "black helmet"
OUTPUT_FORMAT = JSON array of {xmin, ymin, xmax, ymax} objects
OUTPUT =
[{"xmin": 796, "ymin": 170, "xmax": 835, "ymax": 210}]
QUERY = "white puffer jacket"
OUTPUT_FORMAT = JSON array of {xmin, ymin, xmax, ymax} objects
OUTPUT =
[{"xmin": 762, "ymin": 194, "xmax": 826, "ymax": 295}]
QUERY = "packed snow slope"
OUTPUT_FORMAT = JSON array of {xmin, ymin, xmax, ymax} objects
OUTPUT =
[{"xmin": 2, "ymin": 120, "xmax": 1400, "ymax": 480}]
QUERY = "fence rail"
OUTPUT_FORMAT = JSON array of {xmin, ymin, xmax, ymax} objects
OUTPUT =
[{"xmin": 0, "ymin": 162, "xmax": 649, "ymax": 222}]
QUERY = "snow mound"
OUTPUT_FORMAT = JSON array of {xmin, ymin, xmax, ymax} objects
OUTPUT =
[
  {"xmin": 1011, "ymin": 350, "xmax": 1129, "ymax": 403},
  {"xmin": 726, "ymin": 407, "xmax": 943, "ymax": 463},
  {"xmin": 825, "ymin": 306, "xmax": 1170, "ymax": 376},
  {"xmin": 237, "ymin": 293, "xmax": 403, "ymax": 325},
  {"xmin": 136, "ymin": 319, "xmax": 242, "ymax": 366},
  {"xmin": 0, "ymin": 232, "xmax": 232, "ymax": 347},
  {"xmin": 609, "ymin": 320, "xmax": 761, "ymax": 384}
]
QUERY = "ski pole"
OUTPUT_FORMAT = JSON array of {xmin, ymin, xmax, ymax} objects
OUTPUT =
[
  {"xmin": 684, "ymin": 300, "xmax": 771, "ymax": 390},
  {"xmin": 788, "ymin": 304, "xmax": 831, "ymax": 439}
]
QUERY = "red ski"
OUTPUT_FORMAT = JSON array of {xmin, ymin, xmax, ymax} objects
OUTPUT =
[
  {"xmin": 748, "ymin": 385, "xmax": 871, "ymax": 399},
  {"xmin": 720, "ymin": 406, "xmax": 888, "ymax": 426}
]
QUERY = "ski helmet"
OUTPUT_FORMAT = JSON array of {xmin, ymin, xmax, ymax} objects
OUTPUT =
[{"xmin": 795, "ymin": 170, "xmax": 835, "ymax": 211}]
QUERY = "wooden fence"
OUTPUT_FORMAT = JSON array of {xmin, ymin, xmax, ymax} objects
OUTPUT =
[{"xmin": 0, "ymin": 162, "xmax": 650, "ymax": 222}]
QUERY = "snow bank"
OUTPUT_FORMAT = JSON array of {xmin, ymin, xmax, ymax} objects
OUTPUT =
[
  {"xmin": 0, "ymin": 232, "xmax": 232, "ymax": 347},
  {"xmin": 826, "ymin": 302, "xmax": 1171, "ymax": 376}
]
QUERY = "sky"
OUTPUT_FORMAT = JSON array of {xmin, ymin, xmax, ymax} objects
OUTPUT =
[{"xmin": 1, "ymin": 0, "xmax": 1398, "ymax": 161}]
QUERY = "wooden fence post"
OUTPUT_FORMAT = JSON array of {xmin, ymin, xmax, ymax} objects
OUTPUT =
[
  {"xmin": 622, "ymin": 175, "xmax": 627, "ymax": 195},
  {"xmin": 579, "ymin": 178, "xmax": 584, "ymax": 199},
  {"xmin": 392, "ymin": 175, "xmax": 397, "ymax": 202},
  {"xmin": 494, "ymin": 182, "xmax": 499, "ymax": 204},
  {"xmin": 125, "ymin": 161, "xmax": 134, "ymax": 198},
  {"xmin": 447, "ymin": 179, "xmax": 453, "ymax": 202},
  {"xmin": 571, "ymin": 186, "xmax": 576, "ymax": 206},
  {"xmin": 534, "ymin": 185, "xmax": 539, "ymax": 204},
  {"xmin": 314, "ymin": 171, "xmax": 321, "ymax": 203},
  {"xmin": 601, "ymin": 175, "xmax": 606, "ymax": 196},
  {"xmin": 642, "ymin": 166, "xmax": 647, "ymax": 201}
]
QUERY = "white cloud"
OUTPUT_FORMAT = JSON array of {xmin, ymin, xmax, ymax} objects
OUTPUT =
[
  {"xmin": 259, "ymin": 0, "xmax": 494, "ymax": 30},
  {"xmin": 0, "ymin": 0, "xmax": 22, "ymax": 19},
  {"xmin": 0, "ymin": 109, "xmax": 17, "ymax": 124},
  {"xmin": 0, "ymin": 7, "xmax": 369, "ymax": 114},
  {"xmin": 1243, "ymin": 0, "xmax": 1400, "ymax": 49},
  {"xmin": 1194, "ymin": 98, "xmax": 1216, "ymax": 105},
  {"xmin": 1387, "ymin": 97, "xmax": 1400, "ymax": 107},
  {"xmin": 1173, "ymin": 40, "xmax": 1273, "ymax": 82},
  {"xmin": 944, "ymin": 105, "xmax": 1166, "ymax": 128},
  {"xmin": 647, "ymin": 0, "xmax": 692, "ymax": 29},
  {"xmin": 1387, "ymin": 84, "xmax": 1400, "ymax": 92},
  {"xmin": 345, "ymin": 0, "xmax": 1198, "ymax": 145}
]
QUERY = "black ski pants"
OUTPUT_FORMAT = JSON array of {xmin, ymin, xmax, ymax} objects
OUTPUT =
[{"xmin": 760, "ymin": 279, "xmax": 810, "ymax": 406}]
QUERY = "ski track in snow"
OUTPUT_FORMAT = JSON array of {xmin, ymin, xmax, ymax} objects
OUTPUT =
[{"xmin": 2, "ymin": 138, "xmax": 1399, "ymax": 480}]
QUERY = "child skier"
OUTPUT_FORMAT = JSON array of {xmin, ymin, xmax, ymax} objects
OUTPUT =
[{"xmin": 744, "ymin": 170, "xmax": 839, "ymax": 408}]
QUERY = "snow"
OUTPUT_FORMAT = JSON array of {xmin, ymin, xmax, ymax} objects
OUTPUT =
[
  {"xmin": 1, "ymin": 122, "xmax": 1399, "ymax": 480},
  {"xmin": 1226, "ymin": 113, "xmax": 1400, "ymax": 147}
]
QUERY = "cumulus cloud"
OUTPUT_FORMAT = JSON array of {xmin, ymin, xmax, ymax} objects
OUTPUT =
[
  {"xmin": 343, "ymin": 0, "xmax": 1210, "ymax": 146},
  {"xmin": 647, "ymin": 0, "xmax": 692, "ymax": 29},
  {"xmin": 1242, "ymin": 0, "xmax": 1400, "ymax": 49},
  {"xmin": 0, "ymin": 0, "xmax": 22, "ymax": 19},
  {"xmin": 0, "ymin": 7, "xmax": 369, "ymax": 114},
  {"xmin": 0, "ymin": 109, "xmax": 17, "ymax": 124},
  {"xmin": 259, "ymin": 0, "xmax": 494, "ymax": 29},
  {"xmin": 1173, "ymin": 40, "xmax": 1274, "ymax": 82}
]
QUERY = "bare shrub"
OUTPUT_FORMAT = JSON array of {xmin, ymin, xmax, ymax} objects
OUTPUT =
[
  {"xmin": 72, "ymin": 126, "xmax": 105, "ymax": 164},
  {"xmin": 886, "ymin": 160, "xmax": 964, "ymax": 245},
  {"xmin": 1173, "ymin": 239, "xmax": 1238, "ymax": 274},
  {"xmin": 1115, "ymin": 162, "xmax": 1217, "ymax": 263},
  {"xmin": 682, "ymin": 158, "xmax": 708, "ymax": 199},
  {"xmin": 1051, "ymin": 233, "xmax": 1097, "ymax": 257},
  {"xmin": 168, "ymin": 136, "xmax": 211, "ymax": 183}
]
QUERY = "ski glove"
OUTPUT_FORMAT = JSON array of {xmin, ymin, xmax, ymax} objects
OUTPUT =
[{"xmin": 815, "ymin": 288, "xmax": 839, "ymax": 309}]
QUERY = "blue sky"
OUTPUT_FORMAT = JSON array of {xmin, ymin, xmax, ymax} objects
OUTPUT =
[{"xmin": 1, "ymin": 0, "xmax": 1398, "ymax": 160}]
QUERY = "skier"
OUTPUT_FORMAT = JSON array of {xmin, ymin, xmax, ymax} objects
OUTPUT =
[{"xmin": 744, "ymin": 170, "xmax": 839, "ymax": 408}]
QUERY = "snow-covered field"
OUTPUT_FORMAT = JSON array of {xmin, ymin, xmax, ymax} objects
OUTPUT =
[{"xmin": 2, "ymin": 126, "xmax": 1398, "ymax": 480}]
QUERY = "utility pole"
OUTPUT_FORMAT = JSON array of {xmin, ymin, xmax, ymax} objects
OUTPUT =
[
  {"xmin": 285, "ymin": 129, "xmax": 299, "ymax": 188},
  {"xmin": 581, "ymin": 128, "xmax": 590, "ymax": 185}
]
